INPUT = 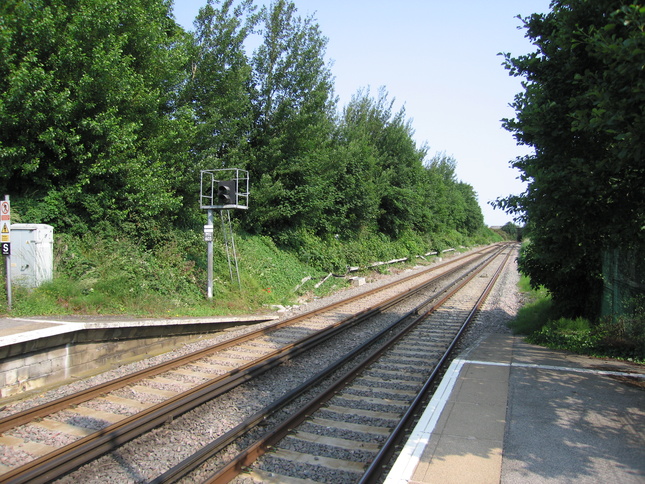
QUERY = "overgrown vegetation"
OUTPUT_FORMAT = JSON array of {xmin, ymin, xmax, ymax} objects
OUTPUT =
[
  {"xmin": 496, "ymin": 1, "xmax": 645, "ymax": 319},
  {"xmin": 0, "ymin": 0, "xmax": 507, "ymax": 317},
  {"xmin": 0, "ymin": 0, "xmax": 489, "ymax": 250},
  {"xmin": 510, "ymin": 275, "xmax": 645, "ymax": 362},
  {"xmin": 0, "ymin": 228, "xmax": 502, "ymax": 317}
]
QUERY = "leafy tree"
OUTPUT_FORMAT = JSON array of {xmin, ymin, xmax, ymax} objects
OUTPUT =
[
  {"xmin": 0, "ymin": 0, "xmax": 190, "ymax": 236},
  {"xmin": 186, "ymin": 0, "xmax": 258, "ymax": 169},
  {"xmin": 453, "ymin": 182, "xmax": 484, "ymax": 236},
  {"xmin": 501, "ymin": 221, "xmax": 521, "ymax": 240},
  {"xmin": 423, "ymin": 152, "xmax": 484, "ymax": 237},
  {"xmin": 332, "ymin": 89, "xmax": 487, "ymax": 242},
  {"xmin": 244, "ymin": 0, "xmax": 337, "ymax": 240},
  {"xmin": 334, "ymin": 88, "xmax": 431, "ymax": 239},
  {"xmin": 497, "ymin": 0, "xmax": 645, "ymax": 316},
  {"xmin": 0, "ymin": 0, "xmax": 490, "ymax": 259},
  {"xmin": 374, "ymin": 105, "xmax": 429, "ymax": 238},
  {"xmin": 332, "ymin": 89, "xmax": 398, "ymax": 237}
]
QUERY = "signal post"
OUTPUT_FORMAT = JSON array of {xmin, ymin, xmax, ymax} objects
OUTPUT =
[{"xmin": 200, "ymin": 169, "xmax": 249, "ymax": 299}]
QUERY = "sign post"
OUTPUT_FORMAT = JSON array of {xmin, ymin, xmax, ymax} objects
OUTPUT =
[
  {"xmin": 205, "ymin": 212, "xmax": 214, "ymax": 299},
  {"xmin": 2, "ymin": 195, "xmax": 11, "ymax": 310}
]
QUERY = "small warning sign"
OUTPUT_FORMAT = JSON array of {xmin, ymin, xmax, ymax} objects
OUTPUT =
[{"xmin": 1, "ymin": 221, "xmax": 9, "ymax": 244}]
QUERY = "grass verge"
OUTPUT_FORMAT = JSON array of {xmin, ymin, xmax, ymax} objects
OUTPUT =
[
  {"xmin": 509, "ymin": 275, "xmax": 645, "ymax": 363},
  {"xmin": 0, "ymin": 228, "xmax": 501, "ymax": 318}
]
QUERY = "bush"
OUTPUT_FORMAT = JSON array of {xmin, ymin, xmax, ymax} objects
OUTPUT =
[
  {"xmin": 0, "ymin": 222, "xmax": 502, "ymax": 317},
  {"xmin": 508, "ymin": 276, "xmax": 555, "ymax": 335},
  {"xmin": 510, "ymin": 273, "xmax": 645, "ymax": 362},
  {"xmin": 527, "ymin": 317, "xmax": 603, "ymax": 354}
]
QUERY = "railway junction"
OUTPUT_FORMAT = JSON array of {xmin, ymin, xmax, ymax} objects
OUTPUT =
[{"xmin": 0, "ymin": 244, "xmax": 643, "ymax": 483}]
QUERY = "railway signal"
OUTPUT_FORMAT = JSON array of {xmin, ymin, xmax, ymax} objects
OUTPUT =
[
  {"xmin": 200, "ymin": 169, "xmax": 249, "ymax": 299},
  {"xmin": 217, "ymin": 180, "xmax": 237, "ymax": 206}
]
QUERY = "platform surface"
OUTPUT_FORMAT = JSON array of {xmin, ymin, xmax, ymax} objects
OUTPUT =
[
  {"xmin": 385, "ymin": 333, "xmax": 645, "ymax": 484},
  {"xmin": 0, "ymin": 314, "xmax": 278, "ymax": 348},
  {"xmin": 2, "ymin": 318, "xmax": 644, "ymax": 482}
]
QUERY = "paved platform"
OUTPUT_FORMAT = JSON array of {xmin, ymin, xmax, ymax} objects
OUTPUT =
[
  {"xmin": 386, "ymin": 333, "xmax": 645, "ymax": 484},
  {"xmin": 0, "ymin": 314, "xmax": 278, "ymax": 348},
  {"xmin": 0, "ymin": 314, "xmax": 279, "ymax": 399}
]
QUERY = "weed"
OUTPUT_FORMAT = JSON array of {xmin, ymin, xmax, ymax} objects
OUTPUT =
[
  {"xmin": 510, "ymin": 274, "xmax": 645, "ymax": 362},
  {"xmin": 0, "ymin": 226, "xmax": 502, "ymax": 317},
  {"xmin": 508, "ymin": 277, "xmax": 555, "ymax": 335}
]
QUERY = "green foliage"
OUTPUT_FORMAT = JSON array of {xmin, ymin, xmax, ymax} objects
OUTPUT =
[
  {"xmin": 0, "ymin": 0, "xmax": 192, "ymax": 242},
  {"xmin": 187, "ymin": 0, "xmax": 257, "ymax": 168},
  {"xmin": 0, "ymin": 0, "xmax": 497, "ymax": 319},
  {"xmin": 49, "ymin": 232, "xmax": 205, "ymax": 313},
  {"xmin": 508, "ymin": 282, "xmax": 556, "ymax": 336},
  {"xmin": 527, "ymin": 318, "xmax": 604, "ymax": 354},
  {"xmin": 1, "ymin": 0, "xmax": 490, "ymax": 250},
  {"xmin": 496, "ymin": 1, "xmax": 645, "ymax": 318},
  {"xmin": 500, "ymin": 222, "xmax": 521, "ymax": 240},
  {"xmin": 510, "ymin": 273, "xmax": 645, "ymax": 361},
  {"xmin": 235, "ymin": 233, "xmax": 336, "ymax": 305},
  {"xmin": 244, "ymin": 0, "xmax": 338, "ymax": 237},
  {"xmin": 527, "ymin": 315, "xmax": 645, "ymax": 362},
  {"xmin": 0, "ymin": 226, "xmax": 501, "ymax": 317}
]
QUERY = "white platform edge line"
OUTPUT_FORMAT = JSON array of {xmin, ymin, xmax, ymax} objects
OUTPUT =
[
  {"xmin": 383, "ymin": 358, "xmax": 466, "ymax": 484},
  {"xmin": 510, "ymin": 361, "xmax": 645, "ymax": 379},
  {"xmin": 0, "ymin": 324, "xmax": 82, "ymax": 347},
  {"xmin": 383, "ymin": 354, "xmax": 645, "ymax": 484},
  {"xmin": 465, "ymin": 359, "xmax": 644, "ymax": 379},
  {"xmin": 0, "ymin": 316, "xmax": 280, "ymax": 348},
  {"xmin": 10, "ymin": 317, "xmax": 75, "ymax": 325}
]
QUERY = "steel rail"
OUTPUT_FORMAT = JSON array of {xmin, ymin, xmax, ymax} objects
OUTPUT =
[
  {"xmin": 198, "ymin": 246, "xmax": 510, "ymax": 484},
  {"xmin": 358, "ymin": 245, "xmax": 513, "ymax": 483},
  {"xmin": 0, "ymin": 247, "xmax": 503, "ymax": 484},
  {"xmin": 0, "ymin": 246, "xmax": 496, "ymax": 434},
  {"xmin": 150, "ymin": 244, "xmax": 509, "ymax": 484}
]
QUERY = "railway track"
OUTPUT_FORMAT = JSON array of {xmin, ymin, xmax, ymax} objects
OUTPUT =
[
  {"xmin": 0, "ymin": 243, "xmax": 513, "ymax": 483},
  {"xmin": 169, "ymin": 244, "xmax": 513, "ymax": 483}
]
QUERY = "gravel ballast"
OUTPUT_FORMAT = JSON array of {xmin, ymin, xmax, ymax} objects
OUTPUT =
[{"xmin": 1, "ymin": 244, "xmax": 524, "ymax": 483}]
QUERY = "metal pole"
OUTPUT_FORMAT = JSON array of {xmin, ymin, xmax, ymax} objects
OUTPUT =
[
  {"xmin": 3, "ymin": 195, "xmax": 11, "ymax": 311},
  {"xmin": 4, "ymin": 255, "xmax": 10, "ymax": 311},
  {"xmin": 207, "ymin": 209, "xmax": 213, "ymax": 299},
  {"xmin": 227, "ymin": 210, "xmax": 242, "ymax": 289}
]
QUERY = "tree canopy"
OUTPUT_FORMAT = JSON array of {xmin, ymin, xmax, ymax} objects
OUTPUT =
[
  {"xmin": 0, "ymin": 0, "xmax": 489, "ymax": 251},
  {"xmin": 0, "ymin": 0, "xmax": 191, "ymax": 235},
  {"xmin": 498, "ymin": 0, "xmax": 645, "ymax": 316}
]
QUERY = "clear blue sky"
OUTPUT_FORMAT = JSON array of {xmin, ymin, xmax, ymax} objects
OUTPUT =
[{"xmin": 172, "ymin": 0, "xmax": 552, "ymax": 226}]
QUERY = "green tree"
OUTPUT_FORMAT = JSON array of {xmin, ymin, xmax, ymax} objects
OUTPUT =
[
  {"xmin": 375, "ymin": 103, "xmax": 429, "ymax": 238},
  {"xmin": 0, "ymin": 0, "xmax": 190, "ymax": 236},
  {"xmin": 335, "ymin": 88, "xmax": 431, "ymax": 239},
  {"xmin": 186, "ymin": 0, "xmax": 257, "ymax": 169},
  {"xmin": 423, "ymin": 152, "xmax": 485, "ymax": 238},
  {"xmin": 422, "ymin": 153, "xmax": 457, "ymax": 235},
  {"xmin": 453, "ymin": 182, "xmax": 484, "ymax": 236},
  {"xmin": 501, "ymin": 221, "xmax": 521, "ymax": 240},
  {"xmin": 497, "ymin": 0, "xmax": 645, "ymax": 316},
  {"xmin": 332, "ymin": 89, "xmax": 395, "ymax": 238},
  {"xmin": 244, "ymin": 0, "xmax": 337, "ymax": 240}
]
